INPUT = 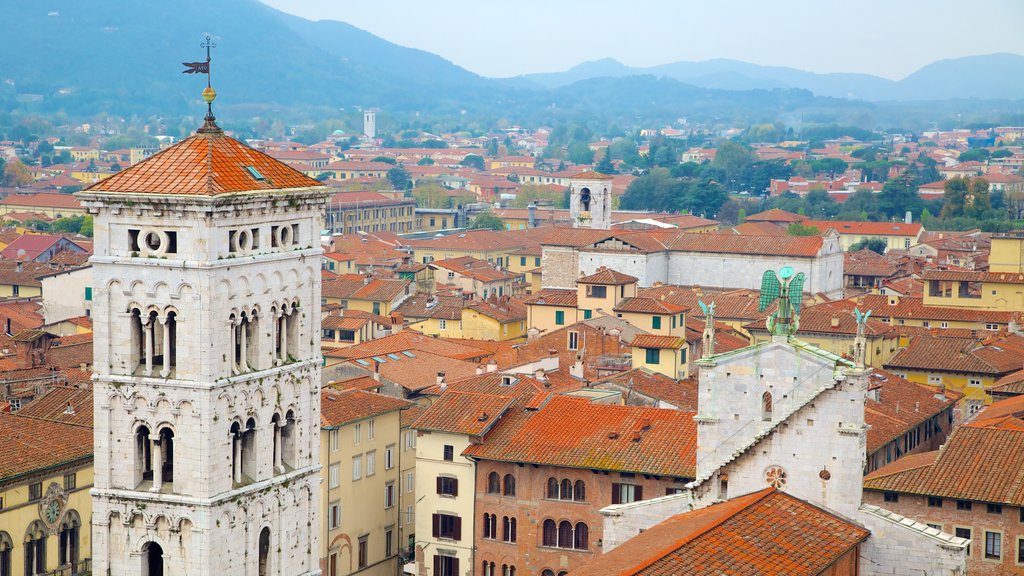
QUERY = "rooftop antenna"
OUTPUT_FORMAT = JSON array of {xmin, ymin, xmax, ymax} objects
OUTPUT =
[{"xmin": 183, "ymin": 35, "xmax": 219, "ymax": 132}]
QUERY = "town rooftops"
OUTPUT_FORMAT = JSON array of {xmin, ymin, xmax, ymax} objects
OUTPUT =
[
  {"xmin": 570, "ymin": 170, "xmax": 614, "ymax": 180},
  {"xmin": 0, "ymin": 193, "xmax": 83, "ymax": 210},
  {"xmin": 864, "ymin": 416, "xmax": 1024, "ymax": 506},
  {"xmin": 573, "ymin": 488, "xmax": 870, "ymax": 576},
  {"xmin": 630, "ymin": 334, "xmax": 688, "ymax": 349},
  {"xmin": 921, "ymin": 269, "xmax": 1024, "ymax": 285},
  {"xmin": 744, "ymin": 208, "xmax": 806, "ymax": 223},
  {"xmin": 883, "ymin": 333, "xmax": 1024, "ymax": 376},
  {"xmin": 81, "ymin": 126, "xmax": 323, "ymax": 197},
  {"xmin": 13, "ymin": 386, "xmax": 93, "ymax": 428},
  {"xmin": 803, "ymin": 220, "xmax": 923, "ymax": 237},
  {"xmin": 614, "ymin": 297, "xmax": 689, "ymax": 315},
  {"xmin": 463, "ymin": 395, "xmax": 697, "ymax": 477},
  {"xmin": 578, "ymin": 267, "xmax": 638, "ymax": 285},
  {"xmin": 522, "ymin": 288, "xmax": 578, "ymax": 308},
  {"xmin": 322, "ymin": 274, "xmax": 411, "ymax": 302},
  {"xmin": 412, "ymin": 390, "xmax": 516, "ymax": 436},
  {"xmin": 0, "ymin": 411, "xmax": 93, "ymax": 482},
  {"xmin": 320, "ymin": 389, "xmax": 413, "ymax": 428},
  {"xmin": 864, "ymin": 370, "xmax": 960, "ymax": 454}
]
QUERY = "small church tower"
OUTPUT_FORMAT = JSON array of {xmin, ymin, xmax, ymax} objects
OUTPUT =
[
  {"xmin": 80, "ymin": 71, "xmax": 327, "ymax": 575},
  {"xmin": 363, "ymin": 109, "xmax": 377, "ymax": 139},
  {"xmin": 569, "ymin": 171, "xmax": 614, "ymax": 229}
]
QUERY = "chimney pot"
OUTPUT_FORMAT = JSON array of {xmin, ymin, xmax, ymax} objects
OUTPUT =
[{"xmin": 487, "ymin": 360, "xmax": 497, "ymax": 372}]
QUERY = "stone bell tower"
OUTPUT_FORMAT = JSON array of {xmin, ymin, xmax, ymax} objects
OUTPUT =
[
  {"xmin": 569, "ymin": 171, "xmax": 613, "ymax": 229},
  {"xmin": 80, "ymin": 82, "xmax": 326, "ymax": 575}
]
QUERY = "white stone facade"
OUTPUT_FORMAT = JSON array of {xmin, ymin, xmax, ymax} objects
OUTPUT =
[
  {"xmin": 83, "ymin": 189, "xmax": 326, "ymax": 575},
  {"xmin": 569, "ymin": 176, "xmax": 612, "ymax": 230}
]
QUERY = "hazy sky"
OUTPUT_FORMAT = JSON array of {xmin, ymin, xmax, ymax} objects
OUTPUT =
[{"xmin": 260, "ymin": 0, "xmax": 1024, "ymax": 79}]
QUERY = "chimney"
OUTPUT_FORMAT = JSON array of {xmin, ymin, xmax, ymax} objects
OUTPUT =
[
  {"xmin": 830, "ymin": 315, "xmax": 840, "ymax": 328},
  {"xmin": 437, "ymin": 372, "xmax": 447, "ymax": 391},
  {"xmin": 548, "ymin": 348, "xmax": 558, "ymax": 358},
  {"xmin": 528, "ymin": 202, "xmax": 537, "ymax": 228},
  {"xmin": 476, "ymin": 365, "xmax": 484, "ymax": 376},
  {"xmin": 534, "ymin": 368, "xmax": 546, "ymax": 381},
  {"xmin": 16, "ymin": 262, "xmax": 22, "ymax": 273},
  {"xmin": 486, "ymin": 360, "xmax": 497, "ymax": 373},
  {"xmin": 63, "ymin": 402, "xmax": 75, "ymax": 416}
]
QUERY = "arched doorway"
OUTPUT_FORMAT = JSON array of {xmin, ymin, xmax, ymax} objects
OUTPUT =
[
  {"xmin": 143, "ymin": 542, "xmax": 163, "ymax": 576},
  {"xmin": 258, "ymin": 527, "xmax": 271, "ymax": 576}
]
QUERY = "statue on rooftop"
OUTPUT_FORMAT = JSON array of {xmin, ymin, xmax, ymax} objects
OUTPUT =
[
  {"xmin": 699, "ymin": 299, "xmax": 716, "ymax": 358},
  {"xmin": 759, "ymin": 267, "xmax": 804, "ymax": 337},
  {"xmin": 852, "ymin": 308, "xmax": 871, "ymax": 368}
]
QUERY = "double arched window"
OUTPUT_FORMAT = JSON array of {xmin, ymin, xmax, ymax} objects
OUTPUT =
[
  {"xmin": 0, "ymin": 531, "xmax": 12, "ymax": 576},
  {"xmin": 129, "ymin": 306, "xmax": 177, "ymax": 377},
  {"xmin": 541, "ymin": 519, "xmax": 589, "ymax": 550},
  {"xmin": 486, "ymin": 471, "xmax": 516, "ymax": 496},
  {"xmin": 135, "ymin": 424, "xmax": 174, "ymax": 491}
]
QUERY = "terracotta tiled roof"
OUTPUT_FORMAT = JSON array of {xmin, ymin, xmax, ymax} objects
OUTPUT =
[
  {"xmin": 992, "ymin": 369, "xmax": 1024, "ymax": 395},
  {"xmin": 325, "ymin": 375, "xmax": 382, "ymax": 393},
  {"xmin": 0, "ymin": 193, "xmax": 83, "ymax": 210},
  {"xmin": 845, "ymin": 249, "xmax": 897, "ymax": 278},
  {"xmin": 884, "ymin": 333, "xmax": 1024, "ymax": 376},
  {"xmin": 419, "ymin": 371, "xmax": 583, "ymax": 397},
  {"xmin": 864, "ymin": 370, "xmax": 959, "ymax": 453},
  {"xmin": 0, "ymin": 412, "xmax": 93, "ymax": 480},
  {"xmin": 638, "ymin": 286, "xmax": 772, "ymax": 322},
  {"xmin": 394, "ymin": 293, "xmax": 465, "ymax": 320},
  {"xmin": 325, "ymin": 331, "xmax": 490, "ymax": 362},
  {"xmin": 522, "ymin": 288, "xmax": 577, "ymax": 307},
  {"xmin": 725, "ymin": 221, "xmax": 788, "ymax": 236},
  {"xmin": 322, "ymin": 274, "xmax": 410, "ymax": 302},
  {"xmin": 0, "ymin": 260, "xmax": 50, "ymax": 287},
  {"xmin": 466, "ymin": 299, "xmax": 526, "ymax": 323},
  {"xmin": 745, "ymin": 208, "xmax": 807, "ymax": 223},
  {"xmin": 430, "ymin": 256, "xmax": 517, "ymax": 283},
  {"xmin": 593, "ymin": 368, "xmax": 698, "ymax": 411},
  {"xmin": 463, "ymin": 395, "xmax": 697, "ymax": 477},
  {"xmin": 352, "ymin": 349, "xmax": 481, "ymax": 393},
  {"xmin": 921, "ymin": 269, "xmax": 1024, "ymax": 285},
  {"xmin": 320, "ymin": 389, "xmax": 412, "ymax": 427},
  {"xmin": 571, "ymin": 170, "xmax": 614, "ymax": 180},
  {"xmin": 864, "ymin": 417, "xmax": 1024, "ymax": 505},
  {"xmin": 803, "ymin": 220, "xmax": 922, "ymax": 237},
  {"xmin": 828, "ymin": 294, "xmax": 1016, "ymax": 324},
  {"xmin": 578, "ymin": 267, "xmax": 638, "ymax": 285},
  {"xmin": 412, "ymin": 390, "xmax": 516, "ymax": 435},
  {"xmin": 82, "ymin": 128, "xmax": 323, "ymax": 196},
  {"xmin": 664, "ymin": 232, "xmax": 823, "ymax": 258},
  {"xmin": 745, "ymin": 304, "xmax": 894, "ymax": 337},
  {"xmin": 631, "ymin": 334, "xmax": 687, "ymax": 350},
  {"xmin": 614, "ymin": 297, "xmax": 689, "ymax": 315},
  {"xmin": 574, "ymin": 488, "xmax": 869, "ymax": 576},
  {"xmin": 973, "ymin": 394, "xmax": 1024, "ymax": 422},
  {"xmin": 12, "ymin": 385, "xmax": 93, "ymax": 428}
]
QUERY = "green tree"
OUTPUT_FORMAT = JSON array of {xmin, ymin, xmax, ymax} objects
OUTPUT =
[
  {"xmin": 787, "ymin": 222, "xmax": 821, "ymax": 236},
  {"xmin": 468, "ymin": 213, "xmax": 505, "ymax": 231},
  {"xmin": 460, "ymin": 154, "xmax": 485, "ymax": 170},
  {"xmin": 810, "ymin": 158, "xmax": 848, "ymax": 178},
  {"xmin": 964, "ymin": 178, "xmax": 991, "ymax": 218},
  {"xmin": 513, "ymin": 185, "xmax": 567, "ymax": 208},
  {"xmin": 371, "ymin": 156, "xmax": 398, "ymax": 165},
  {"xmin": 417, "ymin": 157, "xmax": 435, "ymax": 166},
  {"xmin": 387, "ymin": 167, "xmax": 412, "ymax": 190},
  {"xmin": 876, "ymin": 174, "xmax": 921, "ymax": 220},
  {"xmin": 681, "ymin": 178, "xmax": 727, "ymax": 218},
  {"xmin": 594, "ymin": 153, "xmax": 616, "ymax": 175},
  {"xmin": 412, "ymin": 181, "xmax": 450, "ymax": 209},
  {"xmin": 941, "ymin": 176, "xmax": 969, "ymax": 218},
  {"xmin": 957, "ymin": 148, "xmax": 989, "ymax": 163},
  {"xmin": 849, "ymin": 238, "xmax": 888, "ymax": 254},
  {"xmin": 620, "ymin": 168, "xmax": 684, "ymax": 212},
  {"xmin": 567, "ymin": 141, "xmax": 594, "ymax": 165},
  {"xmin": 2, "ymin": 159, "xmax": 31, "ymax": 187}
]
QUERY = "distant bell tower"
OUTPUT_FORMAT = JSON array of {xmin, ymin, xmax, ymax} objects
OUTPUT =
[
  {"xmin": 363, "ymin": 109, "xmax": 377, "ymax": 139},
  {"xmin": 569, "ymin": 170, "xmax": 613, "ymax": 229},
  {"xmin": 82, "ymin": 43, "xmax": 327, "ymax": 576}
]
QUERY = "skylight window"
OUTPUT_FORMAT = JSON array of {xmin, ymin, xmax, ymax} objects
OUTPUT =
[
  {"xmin": 402, "ymin": 351, "xmax": 416, "ymax": 358},
  {"xmin": 244, "ymin": 166, "xmax": 266, "ymax": 181},
  {"xmin": 372, "ymin": 356, "xmax": 387, "ymax": 363},
  {"xmin": 386, "ymin": 353, "xmax": 401, "ymax": 360},
  {"xmin": 355, "ymin": 359, "xmax": 370, "ymax": 366}
]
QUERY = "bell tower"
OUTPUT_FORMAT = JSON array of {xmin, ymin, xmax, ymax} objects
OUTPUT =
[
  {"xmin": 81, "ymin": 80, "xmax": 327, "ymax": 575},
  {"xmin": 569, "ymin": 171, "xmax": 614, "ymax": 229}
]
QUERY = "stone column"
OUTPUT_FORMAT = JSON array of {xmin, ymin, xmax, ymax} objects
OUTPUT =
[
  {"xmin": 142, "ymin": 315, "xmax": 153, "ymax": 376},
  {"xmin": 274, "ymin": 311, "xmax": 283, "ymax": 367},
  {"xmin": 159, "ymin": 315, "xmax": 171, "ymax": 378},
  {"xmin": 233, "ymin": 432, "xmax": 242, "ymax": 484},
  {"xmin": 274, "ymin": 422, "xmax": 284, "ymax": 474},
  {"xmin": 279, "ymin": 312, "xmax": 289, "ymax": 363},
  {"xmin": 150, "ymin": 435, "xmax": 162, "ymax": 492},
  {"xmin": 239, "ymin": 317, "xmax": 248, "ymax": 373},
  {"xmin": 230, "ymin": 317, "xmax": 240, "ymax": 376}
]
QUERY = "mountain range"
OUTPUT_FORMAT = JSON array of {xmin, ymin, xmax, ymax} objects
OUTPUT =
[{"xmin": 1, "ymin": 0, "xmax": 1021, "ymax": 126}]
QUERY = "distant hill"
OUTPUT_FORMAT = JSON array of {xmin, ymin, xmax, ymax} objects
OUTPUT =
[{"xmin": 518, "ymin": 54, "xmax": 1024, "ymax": 101}]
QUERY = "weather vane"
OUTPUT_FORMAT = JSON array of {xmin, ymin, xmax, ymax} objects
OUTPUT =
[
  {"xmin": 183, "ymin": 35, "xmax": 218, "ymax": 128},
  {"xmin": 758, "ymin": 266, "xmax": 805, "ymax": 336}
]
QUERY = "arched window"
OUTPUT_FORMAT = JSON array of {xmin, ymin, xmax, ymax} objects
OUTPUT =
[
  {"xmin": 482, "ymin": 561, "xmax": 495, "ymax": 576},
  {"xmin": 258, "ymin": 527, "xmax": 271, "ymax": 576},
  {"xmin": 486, "ymin": 472, "xmax": 500, "ymax": 494},
  {"xmin": 157, "ymin": 310, "xmax": 177, "ymax": 377},
  {"xmin": 482, "ymin": 513, "xmax": 495, "ymax": 539},
  {"xmin": 546, "ymin": 477, "xmax": 559, "ymax": 499},
  {"xmin": 136, "ymin": 424, "xmax": 153, "ymax": 487},
  {"xmin": 573, "ymin": 480, "xmax": 586, "ymax": 502},
  {"xmin": 282, "ymin": 410, "xmax": 297, "ymax": 469},
  {"xmin": 0, "ymin": 531, "xmax": 12, "ymax": 576},
  {"xmin": 542, "ymin": 570, "xmax": 555, "ymax": 576},
  {"xmin": 58, "ymin": 510, "xmax": 81, "ymax": 570},
  {"xmin": 574, "ymin": 523, "xmax": 589, "ymax": 550},
  {"xmin": 242, "ymin": 418, "xmax": 258, "ymax": 481},
  {"xmin": 580, "ymin": 187, "xmax": 592, "ymax": 212},
  {"xmin": 157, "ymin": 427, "xmax": 174, "ymax": 488},
  {"xmin": 24, "ymin": 521, "xmax": 46, "ymax": 576},
  {"xmin": 142, "ymin": 541, "xmax": 163, "ymax": 576},
  {"xmin": 230, "ymin": 421, "xmax": 242, "ymax": 485},
  {"xmin": 503, "ymin": 516, "xmax": 517, "ymax": 543},
  {"xmin": 503, "ymin": 474, "xmax": 516, "ymax": 496},
  {"xmin": 762, "ymin": 391, "xmax": 773, "ymax": 422},
  {"xmin": 558, "ymin": 521, "xmax": 573, "ymax": 548},
  {"xmin": 560, "ymin": 479, "xmax": 573, "ymax": 501},
  {"xmin": 542, "ymin": 519, "xmax": 557, "ymax": 547}
]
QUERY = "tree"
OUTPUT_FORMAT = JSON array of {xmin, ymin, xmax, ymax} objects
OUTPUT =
[
  {"xmin": 849, "ymin": 238, "xmax": 888, "ymax": 254},
  {"xmin": 387, "ymin": 167, "xmax": 412, "ymax": 190},
  {"xmin": 412, "ymin": 181, "xmax": 450, "ymax": 209},
  {"xmin": 567, "ymin": 141, "xmax": 594, "ymax": 165},
  {"xmin": 513, "ymin": 185, "xmax": 567, "ymax": 208},
  {"xmin": 957, "ymin": 148, "xmax": 989, "ymax": 163},
  {"xmin": 787, "ymin": 222, "xmax": 821, "ymax": 236},
  {"xmin": 620, "ymin": 168, "xmax": 684, "ymax": 212},
  {"xmin": 460, "ymin": 154, "xmax": 485, "ymax": 170},
  {"xmin": 468, "ymin": 213, "xmax": 505, "ymax": 231},
  {"xmin": 680, "ymin": 178, "xmax": 727, "ymax": 218},
  {"xmin": 594, "ymin": 153, "xmax": 616, "ymax": 175},
  {"xmin": 371, "ymin": 156, "xmax": 398, "ymax": 165},
  {"xmin": 417, "ymin": 157, "xmax": 435, "ymax": 166},
  {"xmin": 711, "ymin": 141, "xmax": 755, "ymax": 191},
  {"xmin": 1, "ymin": 159, "xmax": 31, "ymax": 187},
  {"xmin": 811, "ymin": 158, "xmax": 847, "ymax": 178},
  {"xmin": 876, "ymin": 174, "xmax": 921, "ymax": 220}
]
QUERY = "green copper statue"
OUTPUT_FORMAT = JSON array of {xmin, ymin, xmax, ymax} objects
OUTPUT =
[{"xmin": 758, "ymin": 266, "xmax": 805, "ymax": 336}]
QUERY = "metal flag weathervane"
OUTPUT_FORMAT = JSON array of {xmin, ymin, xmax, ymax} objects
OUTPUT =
[
  {"xmin": 758, "ymin": 266, "xmax": 805, "ymax": 336},
  {"xmin": 183, "ymin": 35, "xmax": 218, "ymax": 126}
]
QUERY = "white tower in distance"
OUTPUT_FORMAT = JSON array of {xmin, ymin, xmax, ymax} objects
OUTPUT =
[
  {"xmin": 81, "ymin": 86, "xmax": 327, "ymax": 575},
  {"xmin": 363, "ymin": 109, "xmax": 377, "ymax": 139},
  {"xmin": 569, "ymin": 171, "xmax": 614, "ymax": 229}
]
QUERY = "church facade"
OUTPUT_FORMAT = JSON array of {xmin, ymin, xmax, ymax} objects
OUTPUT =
[{"xmin": 81, "ymin": 115, "xmax": 327, "ymax": 575}]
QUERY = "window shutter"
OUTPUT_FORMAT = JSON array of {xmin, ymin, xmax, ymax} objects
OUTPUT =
[
  {"xmin": 453, "ymin": 557, "xmax": 460, "ymax": 575},
  {"xmin": 432, "ymin": 514, "xmax": 440, "ymax": 538},
  {"xmin": 454, "ymin": 516, "xmax": 462, "ymax": 541},
  {"xmin": 452, "ymin": 478, "xmax": 458, "ymax": 497},
  {"xmin": 635, "ymin": 485, "xmax": 643, "ymax": 501},
  {"xmin": 436, "ymin": 476, "xmax": 443, "ymax": 494},
  {"xmin": 611, "ymin": 483, "xmax": 621, "ymax": 505},
  {"xmin": 433, "ymin": 555, "xmax": 441, "ymax": 574}
]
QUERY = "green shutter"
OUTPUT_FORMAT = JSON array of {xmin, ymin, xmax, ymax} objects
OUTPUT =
[
  {"xmin": 645, "ymin": 349, "xmax": 661, "ymax": 364},
  {"xmin": 652, "ymin": 316, "xmax": 662, "ymax": 329},
  {"xmin": 583, "ymin": 309, "xmax": 592, "ymax": 319},
  {"xmin": 84, "ymin": 286, "xmax": 93, "ymax": 301},
  {"xmin": 555, "ymin": 310, "xmax": 565, "ymax": 325}
]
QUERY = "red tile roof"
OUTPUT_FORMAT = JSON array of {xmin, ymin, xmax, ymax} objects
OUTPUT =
[
  {"xmin": 594, "ymin": 369, "xmax": 698, "ymax": 411},
  {"xmin": 745, "ymin": 208, "xmax": 807, "ymax": 223},
  {"xmin": 322, "ymin": 274, "xmax": 411, "ymax": 302},
  {"xmin": 571, "ymin": 170, "xmax": 615, "ymax": 180},
  {"xmin": 324, "ymin": 331, "xmax": 491, "ymax": 362},
  {"xmin": 574, "ymin": 488, "xmax": 869, "ymax": 576},
  {"xmin": 614, "ymin": 297, "xmax": 689, "ymax": 315},
  {"xmin": 430, "ymin": 256, "xmax": 517, "ymax": 283},
  {"xmin": 0, "ymin": 193, "xmax": 83, "ymax": 210},
  {"xmin": 921, "ymin": 269, "xmax": 1024, "ymax": 285},
  {"xmin": 631, "ymin": 334, "xmax": 688, "ymax": 350},
  {"xmin": 803, "ymin": 220, "xmax": 922, "ymax": 237},
  {"xmin": 12, "ymin": 385, "xmax": 93, "ymax": 428},
  {"xmin": 864, "ymin": 417, "xmax": 1024, "ymax": 505},
  {"xmin": 320, "ymin": 389, "xmax": 413, "ymax": 427},
  {"xmin": 578, "ymin": 267, "xmax": 639, "ymax": 285},
  {"xmin": 0, "ymin": 412, "xmax": 93, "ymax": 480},
  {"xmin": 82, "ymin": 128, "xmax": 323, "ymax": 196},
  {"xmin": 522, "ymin": 288, "xmax": 578, "ymax": 307},
  {"xmin": 463, "ymin": 395, "xmax": 697, "ymax": 477},
  {"xmin": 864, "ymin": 370, "xmax": 960, "ymax": 453},
  {"xmin": 884, "ymin": 333, "xmax": 1024, "ymax": 376},
  {"xmin": 412, "ymin": 390, "xmax": 516, "ymax": 435}
]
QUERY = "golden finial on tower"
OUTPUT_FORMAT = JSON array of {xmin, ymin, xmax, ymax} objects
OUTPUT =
[{"xmin": 183, "ymin": 35, "xmax": 220, "ymax": 132}]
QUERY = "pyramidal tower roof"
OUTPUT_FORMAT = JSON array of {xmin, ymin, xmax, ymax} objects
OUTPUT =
[{"xmin": 82, "ymin": 125, "xmax": 322, "ymax": 197}]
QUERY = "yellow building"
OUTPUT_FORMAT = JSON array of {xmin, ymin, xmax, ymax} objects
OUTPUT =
[
  {"xmin": 614, "ymin": 298, "xmax": 687, "ymax": 337},
  {"xmin": 0, "ymin": 260, "xmax": 47, "ymax": 298},
  {"xmin": 429, "ymin": 256, "xmax": 520, "ymax": 299},
  {"xmin": 576, "ymin": 267, "xmax": 637, "ymax": 318},
  {"xmin": 846, "ymin": 293, "xmax": 1015, "ymax": 332},
  {"xmin": 324, "ymin": 191, "xmax": 417, "ymax": 235},
  {"xmin": 922, "ymin": 232, "xmax": 1024, "ymax": 312},
  {"xmin": 397, "ymin": 293, "xmax": 527, "ymax": 342},
  {"xmin": 320, "ymin": 389, "xmax": 413, "ymax": 576},
  {"xmin": 405, "ymin": 229, "xmax": 536, "ymax": 269},
  {"xmin": 0, "ymin": 389, "xmax": 93, "ymax": 576},
  {"xmin": 322, "ymin": 275, "xmax": 413, "ymax": 316},
  {"xmin": 629, "ymin": 334, "xmax": 689, "ymax": 379},
  {"xmin": 803, "ymin": 220, "xmax": 924, "ymax": 252},
  {"xmin": 0, "ymin": 193, "xmax": 87, "ymax": 219},
  {"xmin": 990, "ymin": 232, "xmax": 1024, "ymax": 273},
  {"xmin": 321, "ymin": 310, "xmax": 392, "ymax": 349},
  {"xmin": 524, "ymin": 289, "xmax": 580, "ymax": 333}
]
